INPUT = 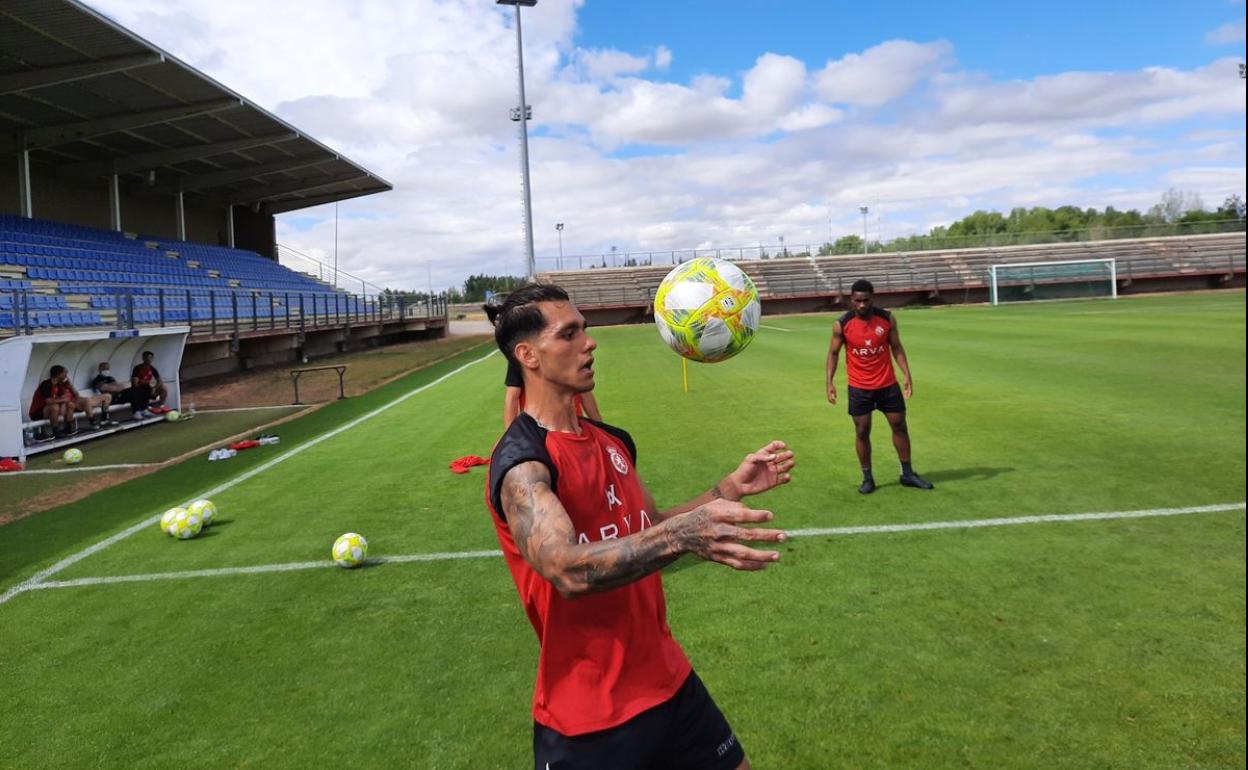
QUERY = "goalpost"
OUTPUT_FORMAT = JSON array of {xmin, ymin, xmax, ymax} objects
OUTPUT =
[{"xmin": 989, "ymin": 258, "xmax": 1118, "ymax": 306}]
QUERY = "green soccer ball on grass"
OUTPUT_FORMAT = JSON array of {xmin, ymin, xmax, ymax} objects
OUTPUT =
[
  {"xmin": 332, "ymin": 533, "xmax": 368, "ymax": 568},
  {"xmin": 159, "ymin": 507, "xmax": 185, "ymax": 535},
  {"xmin": 63, "ymin": 447, "xmax": 83, "ymax": 465},
  {"xmin": 169, "ymin": 509, "xmax": 203, "ymax": 540},
  {"xmin": 187, "ymin": 499, "xmax": 216, "ymax": 527},
  {"xmin": 165, "ymin": 410, "xmax": 180, "ymax": 422}
]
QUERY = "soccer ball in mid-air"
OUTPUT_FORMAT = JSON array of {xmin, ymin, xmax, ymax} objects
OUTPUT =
[
  {"xmin": 168, "ymin": 508, "xmax": 203, "ymax": 540},
  {"xmin": 187, "ymin": 499, "xmax": 216, "ymax": 527},
  {"xmin": 159, "ymin": 507, "xmax": 185, "ymax": 534},
  {"xmin": 63, "ymin": 447, "xmax": 83, "ymax": 465},
  {"xmin": 332, "ymin": 533, "xmax": 369, "ymax": 568},
  {"xmin": 653, "ymin": 257, "xmax": 761, "ymax": 363}
]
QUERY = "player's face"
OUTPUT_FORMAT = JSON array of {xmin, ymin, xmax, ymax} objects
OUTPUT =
[
  {"xmin": 851, "ymin": 291, "xmax": 873, "ymax": 317},
  {"xmin": 535, "ymin": 301, "xmax": 597, "ymax": 392}
]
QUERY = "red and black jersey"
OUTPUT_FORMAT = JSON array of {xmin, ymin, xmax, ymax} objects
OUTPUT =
[
  {"xmin": 486, "ymin": 413, "xmax": 691, "ymax": 736},
  {"xmin": 132, "ymin": 363, "xmax": 160, "ymax": 384},
  {"xmin": 839, "ymin": 308, "xmax": 897, "ymax": 390},
  {"xmin": 29, "ymin": 378, "xmax": 76, "ymax": 419}
]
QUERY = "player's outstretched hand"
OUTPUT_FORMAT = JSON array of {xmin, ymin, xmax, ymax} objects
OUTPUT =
[
  {"xmin": 671, "ymin": 499, "xmax": 786, "ymax": 571},
  {"xmin": 725, "ymin": 440, "xmax": 795, "ymax": 499}
]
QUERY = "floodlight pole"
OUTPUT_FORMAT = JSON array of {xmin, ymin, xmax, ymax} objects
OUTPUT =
[
  {"xmin": 859, "ymin": 206, "xmax": 869, "ymax": 255},
  {"xmin": 556, "ymin": 222, "xmax": 564, "ymax": 270},
  {"xmin": 500, "ymin": 0, "xmax": 538, "ymax": 281}
]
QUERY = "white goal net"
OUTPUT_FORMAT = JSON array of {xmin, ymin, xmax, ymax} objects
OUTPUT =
[{"xmin": 989, "ymin": 258, "xmax": 1117, "ymax": 305}]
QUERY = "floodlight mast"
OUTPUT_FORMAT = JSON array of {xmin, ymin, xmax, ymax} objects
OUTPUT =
[{"xmin": 499, "ymin": 0, "xmax": 538, "ymax": 281}]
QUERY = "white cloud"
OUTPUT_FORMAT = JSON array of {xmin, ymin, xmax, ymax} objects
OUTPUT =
[
  {"xmin": 1205, "ymin": 18, "xmax": 1246, "ymax": 45},
  {"xmin": 80, "ymin": 0, "xmax": 1246, "ymax": 291},
  {"xmin": 814, "ymin": 40, "xmax": 953, "ymax": 107}
]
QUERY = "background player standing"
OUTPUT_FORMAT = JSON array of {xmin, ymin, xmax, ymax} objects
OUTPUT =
[{"xmin": 826, "ymin": 279, "xmax": 934, "ymax": 494}]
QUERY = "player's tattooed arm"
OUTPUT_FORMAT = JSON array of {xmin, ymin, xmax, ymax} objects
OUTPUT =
[
  {"xmin": 502, "ymin": 462, "xmax": 786, "ymax": 596},
  {"xmin": 502, "ymin": 461, "xmax": 682, "ymax": 597}
]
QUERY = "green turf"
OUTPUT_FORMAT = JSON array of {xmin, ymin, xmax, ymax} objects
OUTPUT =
[
  {"xmin": 1, "ymin": 292, "xmax": 1244, "ymax": 768},
  {"xmin": 0, "ymin": 408, "xmax": 305, "ymax": 522}
]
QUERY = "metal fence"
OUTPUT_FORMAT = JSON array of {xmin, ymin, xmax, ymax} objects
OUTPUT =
[
  {"xmin": 1, "ymin": 286, "xmax": 449, "ymax": 337},
  {"xmin": 538, "ymin": 219, "xmax": 1247, "ymax": 271}
]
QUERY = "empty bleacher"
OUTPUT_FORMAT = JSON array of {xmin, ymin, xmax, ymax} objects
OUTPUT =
[
  {"xmin": 539, "ymin": 232, "xmax": 1246, "ymax": 309},
  {"xmin": 1, "ymin": 214, "xmax": 374, "ymax": 332}
]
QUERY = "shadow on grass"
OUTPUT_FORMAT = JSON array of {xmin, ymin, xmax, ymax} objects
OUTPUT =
[{"xmin": 923, "ymin": 466, "xmax": 1015, "ymax": 483}]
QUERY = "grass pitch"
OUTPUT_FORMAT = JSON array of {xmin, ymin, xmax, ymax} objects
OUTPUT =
[{"xmin": 1, "ymin": 291, "xmax": 1244, "ymax": 768}]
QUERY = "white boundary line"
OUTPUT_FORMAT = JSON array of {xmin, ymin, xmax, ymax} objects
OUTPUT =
[
  {"xmin": 10, "ymin": 502, "xmax": 1242, "ymax": 597},
  {"xmin": 0, "ymin": 350, "xmax": 499, "ymax": 607},
  {"xmin": 2, "ymin": 463, "xmax": 158, "ymax": 476},
  {"xmin": 759, "ymin": 324, "xmax": 793, "ymax": 332}
]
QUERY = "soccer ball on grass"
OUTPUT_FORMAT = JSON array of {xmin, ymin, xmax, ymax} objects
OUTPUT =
[
  {"xmin": 653, "ymin": 257, "xmax": 761, "ymax": 363},
  {"xmin": 332, "ymin": 533, "xmax": 369, "ymax": 568},
  {"xmin": 187, "ymin": 499, "xmax": 216, "ymax": 527},
  {"xmin": 168, "ymin": 508, "xmax": 203, "ymax": 540},
  {"xmin": 63, "ymin": 447, "xmax": 83, "ymax": 465}
]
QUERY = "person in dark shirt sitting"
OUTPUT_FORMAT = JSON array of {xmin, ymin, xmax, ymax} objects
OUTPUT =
[{"xmin": 92, "ymin": 362, "xmax": 144, "ymax": 422}]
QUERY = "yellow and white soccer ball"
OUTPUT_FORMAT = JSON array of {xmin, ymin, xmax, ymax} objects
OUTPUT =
[
  {"xmin": 165, "ymin": 410, "xmax": 180, "ymax": 422},
  {"xmin": 169, "ymin": 508, "xmax": 203, "ymax": 540},
  {"xmin": 63, "ymin": 447, "xmax": 83, "ymax": 465},
  {"xmin": 332, "ymin": 532, "xmax": 368, "ymax": 568},
  {"xmin": 187, "ymin": 499, "xmax": 216, "ymax": 528},
  {"xmin": 159, "ymin": 507, "xmax": 185, "ymax": 535},
  {"xmin": 653, "ymin": 257, "xmax": 761, "ymax": 363}
]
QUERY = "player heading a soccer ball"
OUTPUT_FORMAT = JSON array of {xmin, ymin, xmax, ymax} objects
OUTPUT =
[
  {"xmin": 827, "ymin": 279, "xmax": 934, "ymax": 494},
  {"xmin": 487, "ymin": 283, "xmax": 792, "ymax": 770}
]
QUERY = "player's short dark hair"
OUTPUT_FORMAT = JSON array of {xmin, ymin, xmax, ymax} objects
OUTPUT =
[
  {"xmin": 141, "ymin": 350, "xmax": 154, "ymax": 359},
  {"xmin": 493, "ymin": 283, "xmax": 571, "ymax": 365},
  {"xmin": 50, "ymin": 364, "xmax": 66, "ymax": 377},
  {"xmin": 851, "ymin": 279, "xmax": 874, "ymax": 295}
]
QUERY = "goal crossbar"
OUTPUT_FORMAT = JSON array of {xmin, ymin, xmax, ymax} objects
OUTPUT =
[{"xmin": 989, "ymin": 258, "xmax": 1117, "ymax": 306}]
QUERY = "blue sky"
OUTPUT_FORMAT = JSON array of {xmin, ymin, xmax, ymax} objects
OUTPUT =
[
  {"xmin": 577, "ymin": 0, "xmax": 1245, "ymax": 81},
  {"xmin": 92, "ymin": 0, "xmax": 1246, "ymax": 290}
]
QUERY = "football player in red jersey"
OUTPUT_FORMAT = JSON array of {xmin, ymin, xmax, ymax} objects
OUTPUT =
[
  {"xmin": 826, "ymin": 279, "xmax": 934, "ymax": 494},
  {"xmin": 487, "ymin": 284, "xmax": 794, "ymax": 770}
]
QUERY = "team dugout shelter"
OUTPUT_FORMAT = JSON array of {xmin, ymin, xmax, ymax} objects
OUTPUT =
[{"xmin": 0, "ymin": 0, "xmax": 411, "ymax": 460}]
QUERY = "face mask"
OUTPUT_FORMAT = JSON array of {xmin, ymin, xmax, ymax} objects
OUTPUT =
[{"xmin": 101, "ymin": 368, "xmax": 110, "ymax": 374}]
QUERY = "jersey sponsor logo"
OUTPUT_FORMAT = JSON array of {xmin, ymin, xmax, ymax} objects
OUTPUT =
[
  {"xmin": 851, "ymin": 345, "xmax": 886, "ymax": 357},
  {"xmin": 576, "ymin": 509, "xmax": 653, "ymax": 543},
  {"xmin": 606, "ymin": 483, "xmax": 623, "ymax": 509},
  {"xmin": 608, "ymin": 445, "xmax": 630, "ymax": 475}
]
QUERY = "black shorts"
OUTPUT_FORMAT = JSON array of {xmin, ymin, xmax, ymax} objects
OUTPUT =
[
  {"xmin": 533, "ymin": 670, "xmax": 744, "ymax": 770},
  {"xmin": 848, "ymin": 383, "xmax": 905, "ymax": 416}
]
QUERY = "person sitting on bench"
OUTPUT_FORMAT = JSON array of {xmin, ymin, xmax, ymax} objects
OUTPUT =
[
  {"xmin": 91, "ymin": 362, "xmax": 143, "ymax": 422},
  {"xmin": 132, "ymin": 351, "xmax": 168, "ymax": 408},
  {"xmin": 29, "ymin": 365, "xmax": 112, "ymax": 436}
]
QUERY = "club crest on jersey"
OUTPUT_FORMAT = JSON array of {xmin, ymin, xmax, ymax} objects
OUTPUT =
[
  {"xmin": 875, "ymin": 325, "xmax": 885, "ymax": 336},
  {"xmin": 608, "ymin": 446, "xmax": 630, "ymax": 475}
]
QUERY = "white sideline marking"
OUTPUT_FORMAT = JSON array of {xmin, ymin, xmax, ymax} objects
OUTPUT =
[
  {"xmin": 2, "ymin": 463, "xmax": 158, "ymax": 476},
  {"xmin": 8, "ymin": 503, "xmax": 1242, "ymax": 597},
  {"xmin": 29, "ymin": 550, "xmax": 507, "ymax": 591},
  {"xmin": 759, "ymin": 324, "xmax": 793, "ymax": 332},
  {"xmin": 0, "ymin": 350, "xmax": 498, "ymax": 607}
]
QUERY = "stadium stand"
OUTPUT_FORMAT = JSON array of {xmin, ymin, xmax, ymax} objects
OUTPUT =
[
  {"xmin": 1, "ymin": 214, "xmax": 370, "ymax": 330},
  {"xmin": 539, "ymin": 232, "xmax": 1246, "ymax": 317}
]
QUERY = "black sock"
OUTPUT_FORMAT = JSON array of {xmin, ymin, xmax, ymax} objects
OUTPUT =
[
  {"xmin": 901, "ymin": 461, "xmax": 913, "ymax": 476},
  {"xmin": 862, "ymin": 467, "xmax": 874, "ymax": 481}
]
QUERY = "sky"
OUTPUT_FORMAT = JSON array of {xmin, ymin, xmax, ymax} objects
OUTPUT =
[{"xmin": 86, "ymin": 0, "xmax": 1247, "ymax": 292}]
